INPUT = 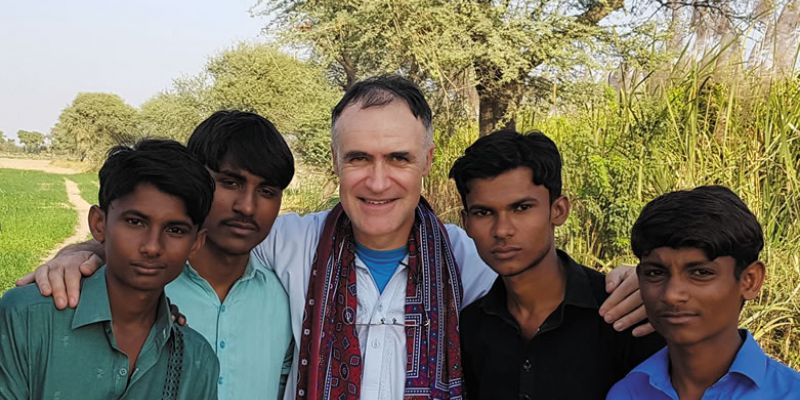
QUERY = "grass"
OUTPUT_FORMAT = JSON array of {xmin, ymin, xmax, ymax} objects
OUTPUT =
[
  {"xmin": 67, "ymin": 171, "xmax": 99, "ymax": 205},
  {"xmin": 0, "ymin": 169, "xmax": 76, "ymax": 292}
]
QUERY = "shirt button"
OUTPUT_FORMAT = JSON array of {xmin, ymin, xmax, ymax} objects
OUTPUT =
[
  {"xmin": 220, "ymin": 305, "xmax": 226, "ymax": 312},
  {"xmin": 519, "ymin": 394, "xmax": 531, "ymax": 400},
  {"xmin": 119, "ymin": 368, "xmax": 127, "ymax": 376},
  {"xmin": 219, "ymin": 340, "xmax": 226, "ymax": 349},
  {"xmin": 218, "ymin": 376, "xmax": 224, "ymax": 385},
  {"xmin": 522, "ymin": 359, "xmax": 532, "ymax": 372},
  {"xmin": 372, "ymin": 340, "xmax": 380, "ymax": 348},
  {"xmin": 377, "ymin": 304, "xmax": 383, "ymax": 311}
]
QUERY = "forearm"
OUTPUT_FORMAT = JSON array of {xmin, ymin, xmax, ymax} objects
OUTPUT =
[{"xmin": 55, "ymin": 240, "xmax": 105, "ymax": 261}]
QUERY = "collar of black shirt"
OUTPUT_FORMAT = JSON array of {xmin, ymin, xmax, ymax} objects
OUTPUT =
[{"xmin": 477, "ymin": 249, "xmax": 601, "ymax": 332}]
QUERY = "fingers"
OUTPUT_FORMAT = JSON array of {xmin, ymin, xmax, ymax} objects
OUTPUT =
[
  {"xmin": 599, "ymin": 266, "xmax": 638, "ymax": 317},
  {"xmin": 169, "ymin": 304, "xmax": 188, "ymax": 327},
  {"xmin": 79, "ymin": 254, "xmax": 103, "ymax": 276},
  {"xmin": 46, "ymin": 264, "xmax": 69, "ymax": 310},
  {"xmin": 15, "ymin": 271, "xmax": 36, "ymax": 287},
  {"xmin": 609, "ymin": 303, "xmax": 648, "ymax": 332},
  {"xmin": 632, "ymin": 322, "xmax": 656, "ymax": 337},
  {"xmin": 65, "ymin": 264, "xmax": 83, "ymax": 308}
]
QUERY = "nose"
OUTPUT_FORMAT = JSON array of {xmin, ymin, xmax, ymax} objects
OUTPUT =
[
  {"xmin": 139, "ymin": 228, "xmax": 162, "ymax": 258},
  {"xmin": 232, "ymin": 188, "xmax": 256, "ymax": 217},
  {"xmin": 492, "ymin": 212, "xmax": 515, "ymax": 240},
  {"xmin": 365, "ymin": 161, "xmax": 391, "ymax": 193},
  {"xmin": 662, "ymin": 275, "xmax": 689, "ymax": 305}
]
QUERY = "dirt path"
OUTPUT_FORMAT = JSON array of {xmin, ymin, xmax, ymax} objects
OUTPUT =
[
  {"xmin": 0, "ymin": 157, "xmax": 82, "ymax": 174},
  {"xmin": 0, "ymin": 157, "xmax": 92, "ymax": 259},
  {"xmin": 44, "ymin": 179, "xmax": 92, "ymax": 260}
]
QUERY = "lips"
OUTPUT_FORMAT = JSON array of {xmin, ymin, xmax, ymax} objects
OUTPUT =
[
  {"xmin": 131, "ymin": 262, "xmax": 166, "ymax": 275},
  {"xmin": 658, "ymin": 311, "xmax": 700, "ymax": 324},
  {"xmin": 491, "ymin": 245, "xmax": 522, "ymax": 260}
]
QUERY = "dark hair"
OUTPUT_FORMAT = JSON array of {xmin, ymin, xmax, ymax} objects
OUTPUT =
[
  {"xmin": 98, "ymin": 139, "xmax": 214, "ymax": 227},
  {"xmin": 331, "ymin": 75, "xmax": 433, "ymax": 145},
  {"xmin": 631, "ymin": 185, "xmax": 764, "ymax": 278},
  {"xmin": 449, "ymin": 129, "xmax": 563, "ymax": 207},
  {"xmin": 187, "ymin": 110, "xmax": 295, "ymax": 189}
]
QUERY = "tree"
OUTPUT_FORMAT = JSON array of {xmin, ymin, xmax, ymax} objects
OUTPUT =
[
  {"xmin": 205, "ymin": 43, "xmax": 340, "ymax": 166},
  {"xmin": 138, "ymin": 76, "xmax": 213, "ymax": 143},
  {"xmin": 261, "ymin": 0, "xmax": 630, "ymax": 135},
  {"xmin": 51, "ymin": 93, "xmax": 138, "ymax": 161},
  {"xmin": 0, "ymin": 130, "xmax": 20, "ymax": 153},
  {"xmin": 16, "ymin": 130, "xmax": 45, "ymax": 153}
]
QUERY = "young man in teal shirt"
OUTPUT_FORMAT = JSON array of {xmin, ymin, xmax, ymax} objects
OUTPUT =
[
  {"xmin": 0, "ymin": 139, "xmax": 219, "ymax": 399},
  {"xmin": 608, "ymin": 186, "xmax": 800, "ymax": 399}
]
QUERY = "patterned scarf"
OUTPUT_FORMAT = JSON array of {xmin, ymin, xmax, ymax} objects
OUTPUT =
[{"xmin": 295, "ymin": 199, "xmax": 464, "ymax": 399}]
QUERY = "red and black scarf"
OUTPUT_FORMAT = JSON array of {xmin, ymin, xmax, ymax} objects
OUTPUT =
[{"xmin": 296, "ymin": 199, "xmax": 464, "ymax": 399}]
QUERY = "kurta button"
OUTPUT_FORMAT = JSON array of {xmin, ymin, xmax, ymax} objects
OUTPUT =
[
  {"xmin": 119, "ymin": 368, "xmax": 127, "ymax": 376},
  {"xmin": 522, "ymin": 359, "xmax": 532, "ymax": 372}
]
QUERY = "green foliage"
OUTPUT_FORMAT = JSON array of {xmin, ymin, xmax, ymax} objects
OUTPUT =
[
  {"xmin": 206, "ymin": 43, "xmax": 339, "ymax": 166},
  {"xmin": 16, "ymin": 130, "xmax": 46, "ymax": 153},
  {"xmin": 138, "ymin": 75, "xmax": 215, "ymax": 143},
  {"xmin": 261, "ymin": 0, "xmax": 636, "ymax": 132},
  {"xmin": 0, "ymin": 169, "xmax": 76, "ymax": 293},
  {"xmin": 0, "ymin": 131, "xmax": 20, "ymax": 153},
  {"xmin": 51, "ymin": 93, "xmax": 138, "ymax": 162}
]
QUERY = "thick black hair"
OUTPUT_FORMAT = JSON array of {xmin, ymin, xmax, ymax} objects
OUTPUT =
[
  {"xmin": 331, "ymin": 75, "xmax": 433, "ymax": 145},
  {"xmin": 631, "ymin": 185, "xmax": 764, "ymax": 278},
  {"xmin": 98, "ymin": 139, "xmax": 214, "ymax": 227},
  {"xmin": 187, "ymin": 110, "xmax": 295, "ymax": 189},
  {"xmin": 449, "ymin": 129, "xmax": 563, "ymax": 207}
]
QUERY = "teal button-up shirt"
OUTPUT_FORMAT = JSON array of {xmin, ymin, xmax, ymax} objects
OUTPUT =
[
  {"xmin": 166, "ymin": 256, "xmax": 292, "ymax": 400},
  {"xmin": 0, "ymin": 266, "xmax": 220, "ymax": 400}
]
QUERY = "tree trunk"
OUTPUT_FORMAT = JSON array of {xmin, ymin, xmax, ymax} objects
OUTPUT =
[{"xmin": 477, "ymin": 85, "xmax": 516, "ymax": 136}]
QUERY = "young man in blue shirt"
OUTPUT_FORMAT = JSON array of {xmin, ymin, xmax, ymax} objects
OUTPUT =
[
  {"xmin": 0, "ymin": 140, "xmax": 219, "ymax": 399},
  {"xmin": 608, "ymin": 185, "xmax": 800, "ymax": 399}
]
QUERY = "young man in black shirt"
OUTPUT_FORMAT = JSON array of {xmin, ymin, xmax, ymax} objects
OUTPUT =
[{"xmin": 449, "ymin": 130, "xmax": 664, "ymax": 399}]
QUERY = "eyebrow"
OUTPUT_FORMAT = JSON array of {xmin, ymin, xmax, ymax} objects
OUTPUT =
[
  {"xmin": 343, "ymin": 151, "xmax": 370, "ymax": 160},
  {"xmin": 467, "ymin": 197, "xmax": 538, "ymax": 212},
  {"xmin": 120, "ymin": 209, "xmax": 193, "ymax": 228}
]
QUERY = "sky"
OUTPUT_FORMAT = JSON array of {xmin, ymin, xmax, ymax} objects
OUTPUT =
[{"xmin": 0, "ymin": 0, "xmax": 267, "ymax": 141}]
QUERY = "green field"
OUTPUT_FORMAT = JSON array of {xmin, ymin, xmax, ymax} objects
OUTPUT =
[{"xmin": 0, "ymin": 169, "xmax": 77, "ymax": 292}]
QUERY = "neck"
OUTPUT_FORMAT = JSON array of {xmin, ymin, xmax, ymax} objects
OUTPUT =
[
  {"xmin": 503, "ymin": 248, "xmax": 565, "ymax": 340},
  {"xmin": 105, "ymin": 273, "xmax": 160, "ymax": 327},
  {"xmin": 668, "ymin": 328, "xmax": 743, "ymax": 400},
  {"xmin": 190, "ymin": 241, "xmax": 250, "ymax": 302},
  {"xmin": 353, "ymin": 224, "xmax": 413, "ymax": 251}
]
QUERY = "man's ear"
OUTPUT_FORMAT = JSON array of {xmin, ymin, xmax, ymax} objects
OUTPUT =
[
  {"xmin": 550, "ymin": 195, "xmax": 571, "ymax": 226},
  {"xmin": 190, "ymin": 228, "xmax": 207, "ymax": 255},
  {"xmin": 88, "ymin": 206, "xmax": 107, "ymax": 243},
  {"xmin": 330, "ymin": 142, "xmax": 340, "ymax": 177},
  {"xmin": 422, "ymin": 144, "xmax": 435, "ymax": 176},
  {"xmin": 739, "ymin": 260, "xmax": 766, "ymax": 301}
]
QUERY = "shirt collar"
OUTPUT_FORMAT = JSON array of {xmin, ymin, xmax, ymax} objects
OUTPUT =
[
  {"xmin": 631, "ymin": 329, "xmax": 765, "ymax": 392},
  {"xmin": 185, "ymin": 256, "xmax": 265, "ymax": 283},
  {"xmin": 72, "ymin": 265, "xmax": 175, "ymax": 350},
  {"xmin": 478, "ymin": 249, "xmax": 599, "ymax": 316},
  {"xmin": 728, "ymin": 330, "xmax": 767, "ymax": 387},
  {"xmin": 71, "ymin": 266, "xmax": 113, "ymax": 329}
]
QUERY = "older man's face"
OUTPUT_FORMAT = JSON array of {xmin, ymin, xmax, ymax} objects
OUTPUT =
[{"xmin": 333, "ymin": 99, "xmax": 433, "ymax": 250}]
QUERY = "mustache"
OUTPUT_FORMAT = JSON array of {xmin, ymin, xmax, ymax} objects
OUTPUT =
[{"xmin": 221, "ymin": 216, "xmax": 259, "ymax": 230}]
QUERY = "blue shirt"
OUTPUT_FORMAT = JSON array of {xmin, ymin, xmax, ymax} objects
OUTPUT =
[
  {"xmin": 166, "ymin": 257, "xmax": 292, "ymax": 400},
  {"xmin": 607, "ymin": 330, "xmax": 800, "ymax": 400},
  {"xmin": 355, "ymin": 243, "xmax": 408, "ymax": 293}
]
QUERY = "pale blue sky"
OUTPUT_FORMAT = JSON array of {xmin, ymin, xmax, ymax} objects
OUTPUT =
[{"xmin": 0, "ymin": 0, "xmax": 267, "ymax": 141}]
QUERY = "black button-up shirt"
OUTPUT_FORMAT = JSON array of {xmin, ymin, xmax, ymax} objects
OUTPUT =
[{"xmin": 460, "ymin": 250, "xmax": 664, "ymax": 400}]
